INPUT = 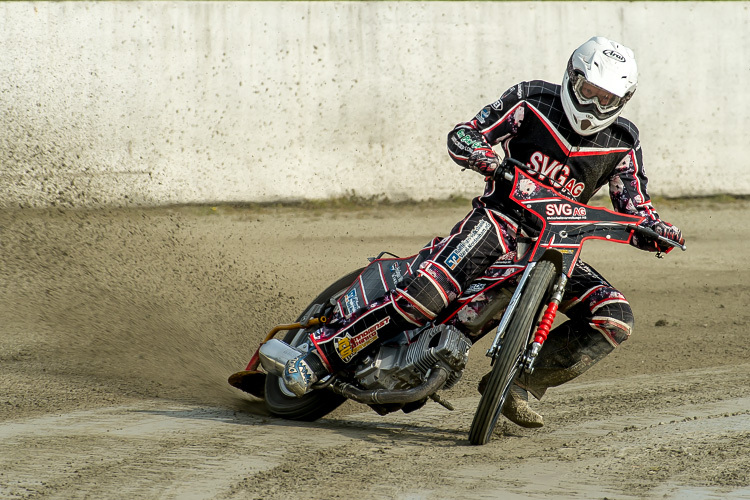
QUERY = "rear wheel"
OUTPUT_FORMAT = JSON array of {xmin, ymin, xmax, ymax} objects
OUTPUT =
[
  {"xmin": 264, "ymin": 268, "xmax": 364, "ymax": 421},
  {"xmin": 468, "ymin": 260, "xmax": 556, "ymax": 445}
]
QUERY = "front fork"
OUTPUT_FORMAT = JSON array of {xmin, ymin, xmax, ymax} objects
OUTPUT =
[
  {"xmin": 486, "ymin": 262, "xmax": 537, "ymax": 360},
  {"xmin": 521, "ymin": 273, "xmax": 568, "ymax": 374}
]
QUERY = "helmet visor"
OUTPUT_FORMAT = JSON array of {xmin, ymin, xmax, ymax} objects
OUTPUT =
[{"xmin": 571, "ymin": 74, "xmax": 623, "ymax": 113}]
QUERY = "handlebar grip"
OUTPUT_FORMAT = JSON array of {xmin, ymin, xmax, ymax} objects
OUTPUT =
[
  {"xmin": 627, "ymin": 224, "xmax": 687, "ymax": 251},
  {"xmin": 494, "ymin": 157, "xmax": 525, "ymax": 182}
]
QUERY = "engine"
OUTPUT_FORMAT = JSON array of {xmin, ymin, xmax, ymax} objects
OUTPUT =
[{"xmin": 353, "ymin": 324, "xmax": 471, "ymax": 392}]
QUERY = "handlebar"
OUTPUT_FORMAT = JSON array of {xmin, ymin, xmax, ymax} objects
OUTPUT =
[
  {"xmin": 495, "ymin": 157, "xmax": 687, "ymax": 252},
  {"xmin": 495, "ymin": 157, "xmax": 527, "ymax": 182}
]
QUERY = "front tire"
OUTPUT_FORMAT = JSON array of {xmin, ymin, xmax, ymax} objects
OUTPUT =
[
  {"xmin": 468, "ymin": 260, "xmax": 556, "ymax": 445},
  {"xmin": 264, "ymin": 268, "xmax": 364, "ymax": 421}
]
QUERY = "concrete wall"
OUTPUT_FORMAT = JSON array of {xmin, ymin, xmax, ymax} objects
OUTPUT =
[{"xmin": 1, "ymin": 2, "xmax": 748, "ymax": 208}]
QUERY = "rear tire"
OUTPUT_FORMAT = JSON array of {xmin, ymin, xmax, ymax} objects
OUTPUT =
[
  {"xmin": 264, "ymin": 268, "xmax": 364, "ymax": 421},
  {"xmin": 468, "ymin": 260, "xmax": 556, "ymax": 445}
]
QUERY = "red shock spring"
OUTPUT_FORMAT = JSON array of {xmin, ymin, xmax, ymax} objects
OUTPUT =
[{"xmin": 534, "ymin": 301, "xmax": 559, "ymax": 345}]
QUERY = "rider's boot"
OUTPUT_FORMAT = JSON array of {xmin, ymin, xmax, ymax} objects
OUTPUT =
[
  {"xmin": 477, "ymin": 374, "xmax": 544, "ymax": 428},
  {"xmin": 478, "ymin": 319, "xmax": 624, "ymax": 427},
  {"xmin": 478, "ymin": 316, "xmax": 631, "ymax": 426},
  {"xmin": 502, "ymin": 384, "xmax": 544, "ymax": 428}
]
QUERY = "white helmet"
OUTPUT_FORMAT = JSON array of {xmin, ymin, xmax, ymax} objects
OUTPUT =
[{"xmin": 561, "ymin": 36, "xmax": 638, "ymax": 136}]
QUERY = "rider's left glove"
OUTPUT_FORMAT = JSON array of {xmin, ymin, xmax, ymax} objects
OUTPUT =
[
  {"xmin": 468, "ymin": 147, "xmax": 500, "ymax": 177},
  {"xmin": 651, "ymin": 221, "xmax": 685, "ymax": 252}
]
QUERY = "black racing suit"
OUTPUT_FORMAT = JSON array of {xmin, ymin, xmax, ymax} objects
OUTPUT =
[
  {"xmin": 311, "ymin": 80, "xmax": 672, "ymax": 399},
  {"xmin": 448, "ymin": 80, "xmax": 660, "ymax": 232},
  {"xmin": 444, "ymin": 80, "xmax": 667, "ymax": 396}
]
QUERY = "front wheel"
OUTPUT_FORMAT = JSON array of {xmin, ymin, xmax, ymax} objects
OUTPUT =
[
  {"xmin": 468, "ymin": 260, "xmax": 556, "ymax": 445},
  {"xmin": 264, "ymin": 268, "xmax": 364, "ymax": 421}
]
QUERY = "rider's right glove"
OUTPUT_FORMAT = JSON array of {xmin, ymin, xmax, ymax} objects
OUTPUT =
[
  {"xmin": 650, "ymin": 221, "xmax": 685, "ymax": 252},
  {"xmin": 468, "ymin": 147, "xmax": 501, "ymax": 177}
]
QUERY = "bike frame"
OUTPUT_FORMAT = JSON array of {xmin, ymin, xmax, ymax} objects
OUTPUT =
[
  {"xmin": 485, "ymin": 161, "xmax": 683, "ymax": 365},
  {"xmin": 506, "ymin": 166, "xmax": 647, "ymax": 272}
]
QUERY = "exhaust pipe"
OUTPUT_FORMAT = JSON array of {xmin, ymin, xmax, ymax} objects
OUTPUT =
[
  {"xmin": 258, "ymin": 339, "xmax": 304, "ymax": 376},
  {"xmin": 261, "ymin": 339, "xmax": 449, "ymax": 406},
  {"xmin": 329, "ymin": 366, "xmax": 450, "ymax": 405}
]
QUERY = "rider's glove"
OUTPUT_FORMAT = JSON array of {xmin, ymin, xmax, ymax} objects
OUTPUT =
[
  {"xmin": 468, "ymin": 147, "xmax": 500, "ymax": 177},
  {"xmin": 650, "ymin": 221, "xmax": 685, "ymax": 252}
]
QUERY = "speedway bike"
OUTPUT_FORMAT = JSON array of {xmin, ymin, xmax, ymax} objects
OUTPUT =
[{"xmin": 229, "ymin": 157, "xmax": 685, "ymax": 445}]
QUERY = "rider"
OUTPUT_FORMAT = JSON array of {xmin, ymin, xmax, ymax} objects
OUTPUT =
[{"xmin": 282, "ymin": 36, "xmax": 685, "ymax": 428}]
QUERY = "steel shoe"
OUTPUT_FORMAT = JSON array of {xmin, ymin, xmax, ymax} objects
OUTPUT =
[{"xmin": 281, "ymin": 351, "xmax": 328, "ymax": 397}]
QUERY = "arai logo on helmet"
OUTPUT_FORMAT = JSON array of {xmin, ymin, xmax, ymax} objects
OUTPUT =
[{"xmin": 603, "ymin": 49, "xmax": 626, "ymax": 62}]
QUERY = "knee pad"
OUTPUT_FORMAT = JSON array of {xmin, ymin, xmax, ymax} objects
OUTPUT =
[
  {"xmin": 589, "ymin": 302, "xmax": 634, "ymax": 346},
  {"xmin": 394, "ymin": 264, "xmax": 460, "ymax": 323}
]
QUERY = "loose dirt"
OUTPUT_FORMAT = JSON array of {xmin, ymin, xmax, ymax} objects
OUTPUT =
[{"xmin": 0, "ymin": 199, "xmax": 748, "ymax": 499}]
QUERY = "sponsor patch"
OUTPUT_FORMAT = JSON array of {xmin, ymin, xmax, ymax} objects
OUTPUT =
[
  {"xmin": 526, "ymin": 150, "xmax": 585, "ymax": 198},
  {"xmin": 491, "ymin": 99, "xmax": 503, "ymax": 111},
  {"xmin": 545, "ymin": 203, "xmax": 587, "ymax": 220},
  {"xmin": 465, "ymin": 283, "xmax": 486, "ymax": 294},
  {"xmin": 475, "ymin": 107, "xmax": 491, "ymax": 125},
  {"xmin": 456, "ymin": 129, "xmax": 484, "ymax": 149},
  {"xmin": 390, "ymin": 262, "xmax": 403, "ymax": 284},
  {"xmin": 335, "ymin": 316, "xmax": 390, "ymax": 363},
  {"xmin": 445, "ymin": 220, "xmax": 491, "ymax": 270},
  {"xmin": 343, "ymin": 289, "xmax": 360, "ymax": 315},
  {"xmin": 451, "ymin": 135, "xmax": 472, "ymax": 152}
]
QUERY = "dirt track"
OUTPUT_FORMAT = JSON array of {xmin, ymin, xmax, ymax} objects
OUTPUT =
[{"xmin": 1, "ymin": 199, "xmax": 748, "ymax": 499}]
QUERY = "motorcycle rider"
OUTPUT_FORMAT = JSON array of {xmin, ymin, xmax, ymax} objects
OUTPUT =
[{"xmin": 283, "ymin": 36, "xmax": 685, "ymax": 428}]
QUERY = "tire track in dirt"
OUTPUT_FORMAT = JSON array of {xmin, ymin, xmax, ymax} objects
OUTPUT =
[{"xmin": 1, "ymin": 365, "xmax": 747, "ymax": 500}]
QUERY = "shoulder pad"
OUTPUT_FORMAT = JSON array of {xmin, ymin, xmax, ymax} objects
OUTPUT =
[
  {"xmin": 522, "ymin": 80, "xmax": 561, "ymax": 99},
  {"xmin": 497, "ymin": 80, "xmax": 558, "ymax": 104},
  {"xmin": 611, "ymin": 116, "xmax": 640, "ymax": 146}
]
